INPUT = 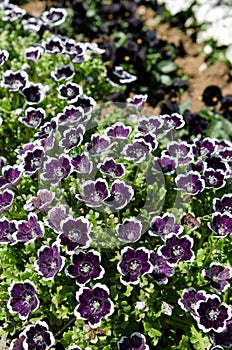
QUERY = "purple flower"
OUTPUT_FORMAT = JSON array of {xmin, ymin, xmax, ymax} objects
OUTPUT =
[
  {"xmin": 21, "ymin": 83, "xmax": 45, "ymax": 105},
  {"xmin": 9, "ymin": 335, "xmax": 26, "ymax": 350},
  {"xmin": 134, "ymin": 133, "xmax": 158, "ymax": 150},
  {"xmin": 35, "ymin": 243, "xmax": 65, "ymax": 280},
  {"xmin": 43, "ymin": 36, "xmax": 64, "ymax": 55},
  {"xmin": 112, "ymin": 66, "xmax": 137, "ymax": 84},
  {"xmin": 16, "ymin": 213, "xmax": 44, "ymax": 244},
  {"xmin": 0, "ymin": 165, "xmax": 21, "ymax": 190},
  {"xmin": 71, "ymin": 152, "xmax": 93, "ymax": 174},
  {"xmin": 195, "ymin": 295, "xmax": 231, "ymax": 333},
  {"xmin": 202, "ymin": 263, "xmax": 232, "ymax": 294},
  {"xmin": 75, "ymin": 94, "xmax": 96, "ymax": 115},
  {"xmin": 57, "ymin": 105, "xmax": 86, "ymax": 125},
  {"xmin": 219, "ymin": 147, "xmax": 232, "ymax": 165},
  {"xmin": 41, "ymin": 7, "xmax": 67, "ymax": 27},
  {"xmin": 59, "ymin": 216, "xmax": 91, "ymax": 251},
  {"xmin": 0, "ymin": 218, "xmax": 17, "ymax": 244},
  {"xmin": 19, "ymin": 107, "xmax": 45, "ymax": 128},
  {"xmin": 98, "ymin": 158, "xmax": 125, "ymax": 178},
  {"xmin": 208, "ymin": 212, "xmax": 232, "ymax": 238},
  {"xmin": 175, "ymin": 171, "xmax": 205, "ymax": 195},
  {"xmin": 137, "ymin": 115, "xmax": 163, "ymax": 134},
  {"xmin": 7, "ymin": 280, "xmax": 39, "ymax": 320},
  {"xmin": 57, "ymin": 82, "xmax": 83, "ymax": 104},
  {"xmin": 165, "ymin": 141, "xmax": 193, "ymax": 165},
  {"xmin": 203, "ymin": 169, "xmax": 226, "ymax": 189},
  {"xmin": 213, "ymin": 194, "xmax": 232, "ymax": 214},
  {"xmin": 41, "ymin": 155, "xmax": 71, "ymax": 185},
  {"xmin": 160, "ymin": 113, "xmax": 185, "ymax": 131},
  {"xmin": 60, "ymin": 125, "xmax": 85, "ymax": 152},
  {"xmin": 86, "ymin": 134, "xmax": 111, "ymax": 156},
  {"xmin": 158, "ymin": 234, "xmax": 195, "ymax": 265},
  {"xmin": 152, "ymin": 156, "xmax": 177, "ymax": 175},
  {"xmin": 127, "ymin": 94, "xmax": 147, "ymax": 110},
  {"xmin": 0, "ymin": 49, "xmax": 9, "ymax": 66},
  {"xmin": 205, "ymin": 155, "xmax": 229, "ymax": 174},
  {"xmin": 105, "ymin": 122, "xmax": 131, "ymax": 140},
  {"xmin": 193, "ymin": 138, "xmax": 216, "ymax": 158},
  {"xmin": 76, "ymin": 179, "xmax": 110, "ymax": 208},
  {"xmin": 74, "ymin": 283, "xmax": 114, "ymax": 328},
  {"xmin": 51, "ymin": 64, "xmax": 75, "ymax": 81},
  {"xmin": 105, "ymin": 180, "xmax": 134, "ymax": 210},
  {"xmin": 22, "ymin": 147, "xmax": 44, "ymax": 176},
  {"xmin": 24, "ymin": 46, "xmax": 44, "ymax": 62},
  {"xmin": 117, "ymin": 332, "xmax": 149, "ymax": 350},
  {"xmin": 1, "ymin": 69, "xmax": 28, "ymax": 91},
  {"xmin": 0, "ymin": 189, "xmax": 14, "ymax": 214},
  {"xmin": 65, "ymin": 250, "xmax": 105, "ymax": 285},
  {"xmin": 148, "ymin": 213, "xmax": 183, "ymax": 240},
  {"xmin": 35, "ymin": 119, "xmax": 57, "ymax": 139},
  {"xmin": 22, "ymin": 17, "xmax": 43, "ymax": 32},
  {"xmin": 210, "ymin": 321, "xmax": 232, "ymax": 348},
  {"xmin": 149, "ymin": 252, "xmax": 174, "ymax": 285},
  {"xmin": 117, "ymin": 246, "xmax": 152, "ymax": 285},
  {"xmin": 123, "ymin": 140, "xmax": 151, "ymax": 163},
  {"xmin": 2, "ymin": 4, "xmax": 25, "ymax": 21},
  {"xmin": 21, "ymin": 321, "xmax": 55, "ymax": 350},
  {"xmin": 116, "ymin": 218, "xmax": 142, "ymax": 243},
  {"xmin": 178, "ymin": 287, "xmax": 207, "ymax": 316},
  {"xmin": 46, "ymin": 205, "xmax": 67, "ymax": 233},
  {"xmin": 24, "ymin": 189, "xmax": 54, "ymax": 213}
]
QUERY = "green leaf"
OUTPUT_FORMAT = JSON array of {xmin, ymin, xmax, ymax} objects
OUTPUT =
[{"xmin": 157, "ymin": 61, "xmax": 178, "ymax": 73}]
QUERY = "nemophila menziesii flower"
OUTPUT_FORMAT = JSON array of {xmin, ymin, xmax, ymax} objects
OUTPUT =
[
  {"xmin": 59, "ymin": 216, "xmax": 92, "ymax": 251},
  {"xmin": 0, "ymin": 49, "xmax": 9, "ymax": 66},
  {"xmin": 21, "ymin": 321, "xmax": 55, "ymax": 350},
  {"xmin": 1, "ymin": 69, "xmax": 28, "ymax": 91},
  {"xmin": 75, "ymin": 94, "xmax": 96, "ymax": 115},
  {"xmin": 24, "ymin": 46, "xmax": 44, "ymax": 62},
  {"xmin": 149, "ymin": 252, "xmax": 174, "ymax": 285},
  {"xmin": 160, "ymin": 112, "xmax": 185, "ymax": 132},
  {"xmin": 175, "ymin": 171, "xmax": 205, "ymax": 195},
  {"xmin": 116, "ymin": 218, "xmax": 142, "ymax": 243},
  {"xmin": 98, "ymin": 158, "xmax": 125, "ymax": 178},
  {"xmin": 208, "ymin": 346, "xmax": 224, "ymax": 350},
  {"xmin": 181, "ymin": 213, "xmax": 200, "ymax": 231},
  {"xmin": 60, "ymin": 125, "xmax": 85, "ymax": 152},
  {"xmin": 117, "ymin": 332, "xmax": 149, "ymax": 350},
  {"xmin": 76, "ymin": 179, "xmax": 110, "ymax": 208},
  {"xmin": 65, "ymin": 250, "xmax": 105, "ymax": 285},
  {"xmin": 213, "ymin": 194, "xmax": 232, "ymax": 214},
  {"xmin": 112, "ymin": 66, "xmax": 137, "ymax": 84},
  {"xmin": 24, "ymin": 189, "xmax": 54, "ymax": 213},
  {"xmin": 134, "ymin": 133, "xmax": 158, "ymax": 150},
  {"xmin": 71, "ymin": 152, "xmax": 93, "ymax": 174},
  {"xmin": 0, "ymin": 217, "xmax": 17, "ymax": 244},
  {"xmin": 148, "ymin": 213, "xmax": 183, "ymax": 241},
  {"xmin": 105, "ymin": 180, "xmax": 134, "ymax": 210},
  {"xmin": 202, "ymin": 263, "xmax": 232, "ymax": 294},
  {"xmin": 51, "ymin": 64, "xmax": 75, "ymax": 81},
  {"xmin": 137, "ymin": 115, "xmax": 163, "ymax": 134},
  {"xmin": 16, "ymin": 213, "xmax": 44, "ymax": 244},
  {"xmin": 117, "ymin": 246, "xmax": 152, "ymax": 285},
  {"xmin": 0, "ymin": 0, "xmax": 8, "ymax": 9},
  {"xmin": 22, "ymin": 147, "xmax": 44, "ymax": 176},
  {"xmin": 205, "ymin": 155, "xmax": 229, "ymax": 174},
  {"xmin": 57, "ymin": 106, "xmax": 86, "ymax": 126},
  {"xmin": 35, "ymin": 243, "xmax": 65, "ymax": 280},
  {"xmin": 127, "ymin": 94, "xmax": 147, "ymax": 110},
  {"xmin": 22, "ymin": 17, "xmax": 43, "ymax": 32},
  {"xmin": 19, "ymin": 107, "xmax": 45, "ymax": 128},
  {"xmin": 0, "ymin": 165, "xmax": 21, "ymax": 190},
  {"xmin": 165, "ymin": 141, "xmax": 193, "ymax": 165},
  {"xmin": 7, "ymin": 280, "xmax": 39, "ymax": 320},
  {"xmin": 203, "ymin": 168, "xmax": 226, "ymax": 190},
  {"xmin": 158, "ymin": 234, "xmax": 195, "ymax": 266},
  {"xmin": 41, "ymin": 7, "xmax": 67, "ymax": 27},
  {"xmin": 195, "ymin": 294, "xmax": 231, "ymax": 333},
  {"xmin": 0, "ymin": 189, "xmax": 14, "ymax": 214},
  {"xmin": 105, "ymin": 122, "xmax": 131, "ymax": 141},
  {"xmin": 192, "ymin": 138, "xmax": 216, "ymax": 158},
  {"xmin": 210, "ymin": 321, "xmax": 232, "ymax": 348},
  {"xmin": 123, "ymin": 139, "xmax": 151, "ymax": 163},
  {"xmin": 46, "ymin": 205, "xmax": 67, "ymax": 233},
  {"xmin": 57, "ymin": 82, "xmax": 83, "ymax": 104},
  {"xmin": 152, "ymin": 155, "xmax": 177, "ymax": 175},
  {"xmin": 178, "ymin": 288, "xmax": 207, "ymax": 316},
  {"xmin": 74, "ymin": 283, "xmax": 114, "ymax": 328},
  {"xmin": 64, "ymin": 38, "xmax": 85, "ymax": 55},
  {"xmin": 43, "ymin": 36, "xmax": 64, "ymax": 55},
  {"xmin": 40, "ymin": 155, "xmax": 71, "ymax": 185},
  {"xmin": 208, "ymin": 212, "xmax": 232, "ymax": 238},
  {"xmin": 2, "ymin": 4, "xmax": 26, "ymax": 21},
  {"xmin": 220, "ymin": 148, "xmax": 232, "ymax": 165},
  {"xmin": 86, "ymin": 134, "xmax": 111, "ymax": 156},
  {"xmin": 9, "ymin": 335, "xmax": 26, "ymax": 350},
  {"xmin": 191, "ymin": 160, "xmax": 207, "ymax": 174},
  {"xmin": 35, "ymin": 119, "xmax": 57, "ymax": 139},
  {"xmin": 21, "ymin": 83, "xmax": 45, "ymax": 105}
]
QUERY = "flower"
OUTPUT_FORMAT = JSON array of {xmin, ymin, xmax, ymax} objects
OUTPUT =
[
  {"xmin": 0, "ymin": 189, "xmax": 14, "ymax": 214},
  {"xmin": 9, "ymin": 335, "xmax": 26, "ymax": 350},
  {"xmin": 149, "ymin": 252, "xmax": 174, "ymax": 284},
  {"xmin": 41, "ymin": 7, "xmax": 67, "ymax": 27},
  {"xmin": 117, "ymin": 246, "xmax": 152, "ymax": 285},
  {"xmin": 213, "ymin": 194, "xmax": 232, "ymax": 214},
  {"xmin": 24, "ymin": 189, "xmax": 54, "ymax": 213},
  {"xmin": 46, "ymin": 205, "xmax": 67, "ymax": 233},
  {"xmin": 192, "ymin": 138, "xmax": 216, "ymax": 158},
  {"xmin": 105, "ymin": 180, "xmax": 134, "ymax": 210},
  {"xmin": 195, "ymin": 295, "xmax": 231, "ymax": 333},
  {"xmin": 158, "ymin": 234, "xmax": 195, "ymax": 265},
  {"xmin": 24, "ymin": 46, "xmax": 44, "ymax": 62},
  {"xmin": 21, "ymin": 321, "xmax": 55, "ymax": 350},
  {"xmin": 59, "ymin": 216, "xmax": 91, "ymax": 251},
  {"xmin": 43, "ymin": 36, "xmax": 64, "ymax": 55},
  {"xmin": 22, "ymin": 17, "xmax": 43, "ymax": 32},
  {"xmin": 7, "ymin": 280, "xmax": 39, "ymax": 320},
  {"xmin": 57, "ymin": 105, "xmax": 86, "ymax": 125},
  {"xmin": 203, "ymin": 169, "xmax": 226, "ymax": 189},
  {"xmin": 98, "ymin": 158, "xmax": 125, "ymax": 178},
  {"xmin": 202, "ymin": 85, "xmax": 222, "ymax": 106},
  {"xmin": 19, "ymin": 107, "xmax": 45, "ymax": 128},
  {"xmin": 112, "ymin": 66, "xmax": 137, "ymax": 84},
  {"xmin": 208, "ymin": 212, "xmax": 232, "ymax": 238},
  {"xmin": 40, "ymin": 155, "xmax": 71, "ymax": 185},
  {"xmin": 210, "ymin": 321, "xmax": 232, "ymax": 348},
  {"xmin": 116, "ymin": 218, "xmax": 142, "ymax": 243},
  {"xmin": 86, "ymin": 134, "xmax": 111, "ymax": 156},
  {"xmin": 0, "ymin": 49, "xmax": 9, "ymax": 66},
  {"xmin": 0, "ymin": 165, "xmax": 21, "ymax": 190},
  {"xmin": 35, "ymin": 243, "xmax": 65, "ymax": 280},
  {"xmin": 123, "ymin": 140, "xmax": 151, "ymax": 163},
  {"xmin": 21, "ymin": 83, "xmax": 45, "ymax": 105},
  {"xmin": 160, "ymin": 112, "xmax": 185, "ymax": 131},
  {"xmin": 15, "ymin": 213, "xmax": 44, "ymax": 244},
  {"xmin": 57, "ymin": 82, "xmax": 83, "ymax": 104},
  {"xmin": 60, "ymin": 125, "xmax": 85, "ymax": 152},
  {"xmin": 105, "ymin": 122, "xmax": 131, "ymax": 140},
  {"xmin": 2, "ymin": 4, "xmax": 26, "ymax": 21},
  {"xmin": 0, "ymin": 217, "xmax": 17, "ymax": 244},
  {"xmin": 202, "ymin": 263, "xmax": 232, "ymax": 293},
  {"xmin": 175, "ymin": 171, "xmax": 205, "ymax": 195},
  {"xmin": 74, "ymin": 283, "xmax": 114, "ymax": 328},
  {"xmin": 148, "ymin": 213, "xmax": 183, "ymax": 241},
  {"xmin": 1, "ymin": 69, "xmax": 28, "ymax": 91},
  {"xmin": 65, "ymin": 250, "xmax": 105, "ymax": 285},
  {"xmin": 137, "ymin": 115, "xmax": 163, "ymax": 134},
  {"xmin": 51, "ymin": 64, "xmax": 75, "ymax": 81},
  {"xmin": 152, "ymin": 156, "xmax": 177, "ymax": 175},
  {"xmin": 178, "ymin": 287, "xmax": 207, "ymax": 316},
  {"xmin": 165, "ymin": 141, "xmax": 193, "ymax": 165},
  {"xmin": 127, "ymin": 94, "xmax": 147, "ymax": 110},
  {"xmin": 134, "ymin": 133, "xmax": 158, "ymax": 150},
  {"xmin": 76, "ymin": 178, "xmax": 110, "ymax": 208},
  {"xmin": 71, "ymin": 152, "xmax": 93, "ymax": 174},
  {"xmin": 117, "ymin": 332, "xmax": 149, "ymax": 350},
  {"xmin": 22, "ymin": 147, "xmax": 44, "ymax": 176}
]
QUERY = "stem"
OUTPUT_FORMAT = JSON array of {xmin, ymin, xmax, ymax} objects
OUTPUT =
[{"xmin": 54, "ymin": 316, "xmax": 76, "ymax": 338}]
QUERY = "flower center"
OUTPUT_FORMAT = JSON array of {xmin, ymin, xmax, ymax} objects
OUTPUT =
[
  {"xmin": 172, "ymin": 246, "xmax": 184, "ymax": 257},
  {"xmin": 51, "ymin": 262, "xmax": 57, "ymax": 269},
  {"xmin": 208, "ymin": 308, "xmax": 219, "ymax": 321},
  {"xmin": 66, "ymin": 88, "xmax": 74, "ymax": 97},
  {"xmin": 33, "ymin": 334, "xmax": 44, "ymax": 344},
  {"xmin": 55, "ymin": 168, "xmax": 64, "ymax": 177},
  {"xmin": 208, "ymin": 175, "xmax": 217, "ymax": 185},
  {"xmin": 32, "ymin": 158, "xmax": 41, "ymax": 168},
  {"xmin": 218, "ymin": 225, "xmax": 227, "ymax": 236},
  {"xmin": 80, "ymin": 263, "xmax": 92, "ymax": 274},
  {"xmin": 90, "ymin": 299, "xmax": 102, "ymax": 313},
  {"xmin": 129, "ymin": 259, "xmax": 140, "ymax": 271},
  {"xmin": 68, "ymin": 229, "xmax": 80, "ymax": 241},
  {"xmin": 186, "ymin": 184, "xmax": 194, "ymax": 193}
]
